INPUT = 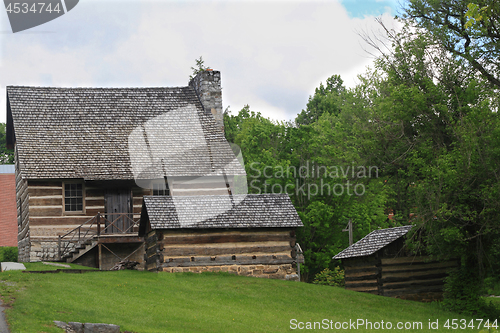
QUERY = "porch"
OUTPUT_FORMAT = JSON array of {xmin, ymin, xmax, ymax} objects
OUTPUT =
[{"xmin": 58, "ymin": 213, "xmax": 145, "ymax": 270}]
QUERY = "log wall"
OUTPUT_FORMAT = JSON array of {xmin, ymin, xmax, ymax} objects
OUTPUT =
[
  {"xmin": 16, "ymin": 146, "xmax": 30, "ymax": 262},
  {"xmin": 380, "ymin": 256, "xmax": 458, "ymax": 302},
  {"xmin": 343, "ymin": 255, "xmax": 380, "ymax": 294},
  {"xmin": 145, "ymin": 228, "xmax": 299, "ymax": 280},
  {"xmin": 25, "ymin": 180, "xmax": 150, "ymax": 261},
  {"xmin": 169, "ymin": 176, "xmax": 232, "ymax": 196},
  {"xmin": 19, "ymin": 175, "xmax": 242, "ymax": 262},
  {"xmin": 343, "ymin": 253, "xmax": 458, "ymax": 302}
]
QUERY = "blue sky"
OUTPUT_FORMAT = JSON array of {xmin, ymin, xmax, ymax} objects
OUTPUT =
[
  {"xmin": 341, "ymin": 0, "xmax": 400, "ymax": 18},
  {"xmin": 0, "ymin": 0, "xmax": 402, "ymax": 123}
]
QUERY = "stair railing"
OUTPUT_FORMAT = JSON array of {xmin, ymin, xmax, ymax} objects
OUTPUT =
[
  {"xmin": 100, "ymin": 213, "xmax": 140, "ymax": 234},
  {"xmin": 57, "ymin": 212, "xmax": 141, "ymax": 261},
  {"xmin": 58, "ymin": 214, "xmax": 99, "ymax": 261}
]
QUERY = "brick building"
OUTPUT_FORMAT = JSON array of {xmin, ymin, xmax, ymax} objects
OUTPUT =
[{"xmin": 0, "ymin": 165, "xmax": 17, "ymax": 247}]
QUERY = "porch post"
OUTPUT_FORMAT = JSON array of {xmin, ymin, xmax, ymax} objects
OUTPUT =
[
  {"xmin": 97, "ymin": 212, "xmax": 101, "ymax": 236},
  {"xmin": 58, "ymin": 235, "xmax": 61, "ymax": 261},
  {"xmin": 98, "ymin": 243, "xmax": 102, "ymax": 270}
]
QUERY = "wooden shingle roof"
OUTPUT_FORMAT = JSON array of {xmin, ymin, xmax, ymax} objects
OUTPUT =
[
  {"xmin": 141, "ymin": 194, "xmax": 303, "ymax": 230},
  {"xmin": 7, "ymin": 86, "xmax": 245, "ymax": 180},
  {"xmin": 333, "ymin": 225, "xmax": 412, "ymax": 260}
]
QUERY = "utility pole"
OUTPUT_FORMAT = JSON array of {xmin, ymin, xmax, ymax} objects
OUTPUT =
[{"xmin": 342, "ymin": 219, "xmax": 353, "ymax": 246}]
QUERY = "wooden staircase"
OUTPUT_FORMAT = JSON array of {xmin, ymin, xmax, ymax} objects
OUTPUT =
[
  {"xmin": 61, "ymin": 237, "xmax": 98, "ymax": 263},
  {"xmin": 58, "ymin": 213, "xmax": 141, "ymax": 265}
]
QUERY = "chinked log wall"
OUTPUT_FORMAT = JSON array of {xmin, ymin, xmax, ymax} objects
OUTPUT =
[
  {"xmin": 25, "ymin": 181, "xmax": 149, "ymax": 262},
  {"xmin": 146, "ymin": 228, "xmax": 298, "ymax": 279},
  {"xmin": 16, "ymin": 151, "xmax": 30, "ymax": 262},
  {"xmin": 344, "ymin": 255, "xmax": 458, "ymax": 302},
  {"xmin": 169, "ymin": 177, "xmax": 232, "ymax": 196}
]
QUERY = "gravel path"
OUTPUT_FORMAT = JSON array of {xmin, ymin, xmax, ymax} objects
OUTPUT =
[{"xmin": 0, "ymin": 299, "xmax": 9, "ymax": 333}]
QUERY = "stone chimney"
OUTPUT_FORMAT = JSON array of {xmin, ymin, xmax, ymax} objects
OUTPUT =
[{"xmin": 189, "ymin": 70, "xmax": 224, "ymax": 132}]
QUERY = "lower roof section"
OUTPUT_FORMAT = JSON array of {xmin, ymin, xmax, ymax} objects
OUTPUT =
[
  {"xmin": 141, "ymin": 193, "xmax": 303, "ymax": 230},
  {"xmin": 333, "ymin": 225, "xmax": 413, "ymax": 260}
]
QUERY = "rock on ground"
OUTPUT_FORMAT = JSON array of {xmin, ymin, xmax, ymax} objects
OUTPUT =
[
  {"xmin": 53, "ymin": 321, "xmax": 120, "ymax": 333},
  {"xmin": 0, "ymin": 262, "xmax": 26, "ymax": 272}
]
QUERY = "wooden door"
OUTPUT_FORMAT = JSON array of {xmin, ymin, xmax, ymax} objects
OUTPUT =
[{"xmin": 105, "ymin": 189, "xmax": 132, "ymax": 233}]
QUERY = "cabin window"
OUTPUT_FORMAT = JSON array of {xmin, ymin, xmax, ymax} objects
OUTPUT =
[
  {"xmin": 152, "ymin": 179, "xmax": 170, "ymax": 196},
  {"xmin": 64, "ymin": 183, "xmax": 84, "ymax": 212}
]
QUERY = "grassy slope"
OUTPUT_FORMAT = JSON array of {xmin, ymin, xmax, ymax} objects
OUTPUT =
[{"xmin": 0, "ymin": 268, "xmax": 496, "ymax": 333}]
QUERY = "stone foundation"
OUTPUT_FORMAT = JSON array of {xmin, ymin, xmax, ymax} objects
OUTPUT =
[
  {"xmin": 29, "ymin": 238, "xmax": 60, "ymax": 262},
  {"xmin": 162, "ymin": 263, "xmax": 297, "ymax": 280},
  {"xmin": 17, "ymin": 237, "xmax": 31, "ymax": 262}
]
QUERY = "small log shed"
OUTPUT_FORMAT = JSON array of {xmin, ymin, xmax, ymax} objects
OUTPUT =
[
  {"xmin": 333, "ymin": 225, "xmax": 458, "ymax": 302},
  {"xmin": 139, "ymin": 193, "xmax": 304, "ymax": 279}
]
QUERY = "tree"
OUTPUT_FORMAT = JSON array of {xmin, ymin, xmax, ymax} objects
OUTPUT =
[
  {"xmin": 295, "ymin": 75, "xmax": 346, "ymax": 126},
  {"xmin": 357, "ymin": 18, "xmax": 500, "ymax": 315},
  {"xmin": 225, "ymin": 101, "xmax": 391, "ymax": 281},
  {"xmin": 0, "ymin": 123, "xmax": 14, "ymax": 164},
  {"xmin": 189, "ymin": 56, "xmax": 209, "ymax": 81},
  {"xmin": 403, "ymin": 0, "xmax": 500, "ymax": 88}
]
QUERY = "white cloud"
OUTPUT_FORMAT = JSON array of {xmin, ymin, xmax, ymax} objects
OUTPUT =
[{"xmin": 0, "ymin": 0, "xmax": 398, "ymax": 123}]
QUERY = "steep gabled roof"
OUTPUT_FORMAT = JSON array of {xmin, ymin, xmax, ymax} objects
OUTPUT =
[
  {"xmin": 140, "ymin": 194, "xmax": 303, "ymax": 231},
  {"xmin": 7, "ymin": 86, "xmax": 245, "ymax": 180},
  {"xmin": 333, "ymin": 225, "xmax": 412, "ymax": 260}
]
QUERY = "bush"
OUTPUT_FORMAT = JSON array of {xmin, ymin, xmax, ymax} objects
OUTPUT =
[
  {"xmin": 312, "ymin": 267, "xmax": 345, "ymax": 287},
  {"xmin": 483, "ymin": 277, "xmax": 500, "ymax": 296},
  {"xmin": 0, "ymin": 247, "xmax": 18, "ymax": 262},
  {"xmin": 442, "ymin": 267, "xmax": 500, "ymax": 319}
]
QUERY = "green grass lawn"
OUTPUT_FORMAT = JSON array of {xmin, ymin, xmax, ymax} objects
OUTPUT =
[
  {"xmin": 0, "ymin": 268, "xmax": 498, "ymax": 333},
  {"xmin": 21, "ymin": 262, "xmax": 98, "ymax": 271}
]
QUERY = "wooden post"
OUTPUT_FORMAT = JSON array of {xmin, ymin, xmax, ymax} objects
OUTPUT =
[
  {"xmin": 349, "ymin": 219, "xmax": 353, "ymax": 246},
  {"xmin": 342, "ymin": 219, "xmax": 353, "ymax": 246},
  {"xmin": 58, "ymin": 235, "xmax": 61, "ymax": 261},
  {"xmin": 98, "ymin": 243, "xmax": 102, "ymax": 270},
  {"xmin": 97, "ymin": 212, "xmax": 101, "ymax": 236},
  {"xmin": 295, "ymin": 243, "xmax": 303, "ymax": 281}
]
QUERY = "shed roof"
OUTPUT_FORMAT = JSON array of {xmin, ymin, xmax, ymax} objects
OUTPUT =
[
  {"xmin": 7, "ymin": 86, "xmax": 245, "ymax": 180},
  {"xmin": 333, "ymin": 225, "xmax": 412, "ymax": 260},
  {"xmin": 140, "ymin": 194, "xmax": 303, "ymax": 231}
]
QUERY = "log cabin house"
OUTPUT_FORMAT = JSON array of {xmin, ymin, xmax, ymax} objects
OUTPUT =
[
  {"xmin": 333, "ymin": 226, "xmax": 458, "ymax": 302},
  {"xmin": 139, "ymin": 194, "xmax": 303, "ymax": 278},
  {"xmin": 6, "ymin": 70, "xmax": 304, "ymax": 275}
]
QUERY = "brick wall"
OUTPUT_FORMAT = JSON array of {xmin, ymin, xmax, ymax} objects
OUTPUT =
[{"xmin": 0, "ymin": 173, "xmax": 18, "ymax": 247}]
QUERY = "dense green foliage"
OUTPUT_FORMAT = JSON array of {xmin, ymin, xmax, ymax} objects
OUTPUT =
[
  {"xmin": 0, "ymin": 247, "xmax": 18, "ymax": 262},
  {"xmin": 225, "ymin": 1, "xmax": 500, "ymax": 315},
  {"xmin": 0, "ymin": 123, "xmax": 14, "ymax": 164},
  {"xmin": 312, "ymin": 267, "xmax": 345, "ymax": 287},
  {"xmin": 224, "ymin": 104, "xmax": 390, "ymax": 281},
  {"xmin": 0, "ymin": 268, "xmax": 490, "ymax": 333},
  {"xmin": 443, "ymin": 268, "xmax": 499, "ymax": 319},
  {"xmin": 403, "ymin": 0, "xmax": 500, "ymax": 88}
]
